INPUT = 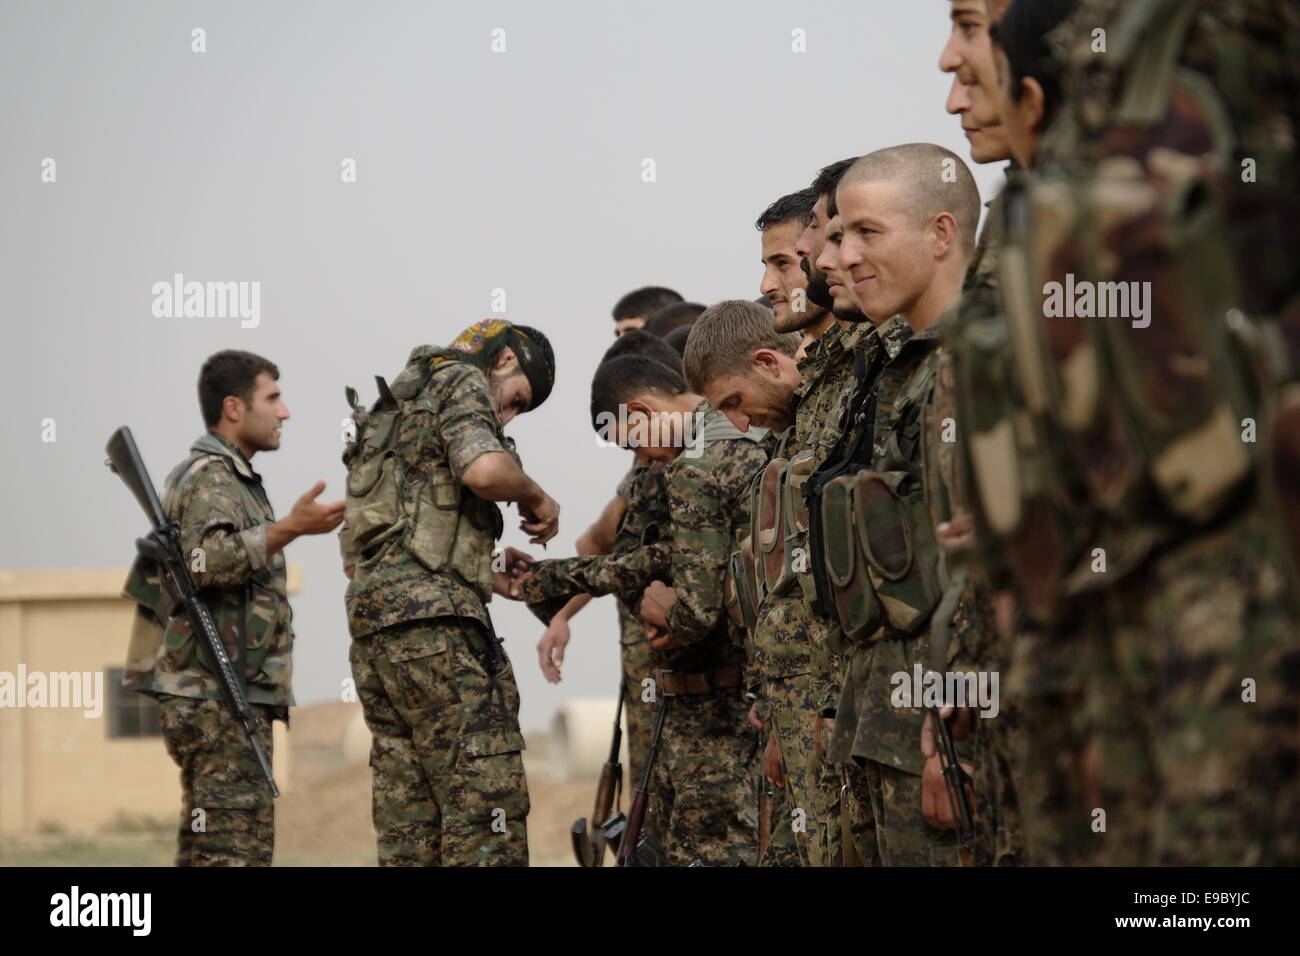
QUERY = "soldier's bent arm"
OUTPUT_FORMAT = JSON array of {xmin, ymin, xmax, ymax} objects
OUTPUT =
[
  {"xmin": 432, "ymin": 362, "xmax": 550, "ymax": 509},
  {"xmin": 177, "ymin": 460, "xmax": 269, "ymax": 590},
  {"xmin": 663, "ymin": 458, "xmax": 730, "ymax": 644},
  {"xmin": 461, "ymin": 450, "xmax": 547, "ymax": 508}
]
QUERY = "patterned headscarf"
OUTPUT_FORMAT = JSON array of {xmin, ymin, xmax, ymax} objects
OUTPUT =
[{"xmin": 448, "ymin": 319, "xmax": 555, "ymax": 411}]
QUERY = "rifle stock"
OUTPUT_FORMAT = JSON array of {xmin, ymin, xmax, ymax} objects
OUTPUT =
[
  {"xmin": 928, "ymin": 707, "xmax": 974, "ymax": 858},
  {"xmin": 570, "ymin": 680, "xmax": 627, "ymax": 867},
  {"xmin": 106, "ymin": 426, "xmax": 279, "ymax": 798},
  {"xmin": 106, "ymin": 428, "xmax": 168, "ymax": 528},
  {"xmin": 616, "ymin": 692, "xmax": 670, "ymax": 867}
]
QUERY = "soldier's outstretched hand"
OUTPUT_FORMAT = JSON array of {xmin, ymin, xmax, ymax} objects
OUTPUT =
[
  {"xmin": 492, "ymin": 547, "xmax": 534, "ymax": 599},
  {"xmin": 288, "ymin": 480, "xmax": 346, "ymax": 535}
]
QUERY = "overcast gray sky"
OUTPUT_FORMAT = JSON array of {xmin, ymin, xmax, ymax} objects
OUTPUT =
[{"xmin": 0, "ymin": 0, "xmax": 1006, "ymax": 731}]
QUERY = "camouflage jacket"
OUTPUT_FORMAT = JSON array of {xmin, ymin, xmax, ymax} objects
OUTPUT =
[
  {"xmin": 835, "ymin": 312, "xmax": 957, "ymax": 772},
  {"xmin": 523, "ymin": 401, "xmax": 769, "ymax": 675},
  {"xmin": 121, "ymin": 432, "xmax": 293, "ymax": 706},
  {"xmin": 344, "ymin": 354, "xmax": 513, "ymax": 638},
  {"xmin": 934, "ymin": 188, "xmax": 1013, "ymax": 673},
  {"xmin": 747, "ymin": 323, "xmax": 851, "ymax": 687},
  {"xmin": 613, "ymin": 460, "xmax": 669, "ymax": 646},
  {"xmin": 802, "ymin": 318, "xmax": 913, "ymax": 715},
  {"xmin": 960, "ymin": 0, "xmax": 1300, "ymax": 626}
]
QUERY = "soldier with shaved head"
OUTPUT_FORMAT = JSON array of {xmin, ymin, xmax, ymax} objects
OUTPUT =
[{"xmin": 804, "ymin": 142, "xmax": 982, "ymax": 865}]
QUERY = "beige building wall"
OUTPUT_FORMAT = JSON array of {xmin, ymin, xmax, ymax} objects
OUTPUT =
[{"xmin": 0, "ymin": 568, "xmax": 296, "ymax": 836}]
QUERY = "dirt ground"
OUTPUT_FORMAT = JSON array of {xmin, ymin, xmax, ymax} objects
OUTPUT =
[{"xmin": 0, "ymin": 702, "xmax": 603, "ymax": 867}]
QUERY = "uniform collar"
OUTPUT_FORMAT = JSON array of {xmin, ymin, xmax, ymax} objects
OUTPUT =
[{"xmin": 192, "ymin": 432, "xmax": 261, "ymax": 482}]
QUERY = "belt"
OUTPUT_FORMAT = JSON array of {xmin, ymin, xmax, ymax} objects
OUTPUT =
[{"xmin": 654, "ymin": 663, "xmax": 744, "ymax": 696}]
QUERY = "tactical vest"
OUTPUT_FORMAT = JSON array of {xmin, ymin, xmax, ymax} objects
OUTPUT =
[
  {"xmin": 121, "ymin": 436, "xmax": 290, "ymax": 701},
  {"xmin": 342, "ymin": 347, "xmax": 506, "ymax": 601},
  {"xmin": 954, "ymin": 0, "xmax": 1295, "ymax": 622},
  {"xmin": 811, "ymin": 348, "xmax": 945, "ymax": 645}
]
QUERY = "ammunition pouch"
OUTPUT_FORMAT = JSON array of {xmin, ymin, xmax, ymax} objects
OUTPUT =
[
  {"xmin": 723, "ymin": 535, "xmax": 760, "ymax": 632},
  {"xmin": 782, "ymin": 451, "xmax": 816, "ymax": 603},
  {"xmin": 817, "ymin": 467, "xmax": 942, "ymax": 643},
  {"xmin": 754, "ymin": 457, "xmax": 798, "ymax": 598},
  {"xmin": 819, "ymin": 473, "xmax": 882, "ymax": 642}
]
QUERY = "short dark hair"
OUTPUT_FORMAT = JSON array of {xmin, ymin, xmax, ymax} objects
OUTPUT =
[
  {"xmin": 755, "ymin": 187, "xmax": 818, "ymax": 232},
  {"xmin": 198, "ymin": 350, "xmax": 279, "ymax": 428},
  {"xmin": 663, "ymin": 325, "xmax": 692, "ymax": 357},
  {"xmin": 590, "ymin": 354, "xmax": 688, "ymax": 431},
  {"xmin": 754, "ymin": 294, "xmax": 773, "ymax": 308},
  {"xmin": 810, "ymin": 157, "xmax": 858, "ymax": 205},
  {"xmin": 601, "ymin": 329, "xmax": 684, "ymax": 376},
  {"xmin": 991, "ymin": 0, "xmax": 1079, "ymax": 132},
  {"xmin": 643, "ymin": 301, "xmax": 706, "ymax": 339},
  {"xmin": 612, "ymin": 286, "xmax": 683, "ymax": 321}
]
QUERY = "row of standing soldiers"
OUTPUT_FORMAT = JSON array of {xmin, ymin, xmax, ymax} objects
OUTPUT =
[{"xmin": 522, "ymin": 0, "xmax": 1300, "ymax": 866}]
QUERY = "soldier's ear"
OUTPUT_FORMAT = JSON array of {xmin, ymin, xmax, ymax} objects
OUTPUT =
[
  {"xmin": 495, "ymin": 347, "xmax": 519, "ymax": 373},
  {"xmin": 221, "ymin": 394, "xmax": 245, "ymax": 424},
  {"xmin": 1022, "ymin": 76, "xmax": 1046, "ymax": 134},
  {"xmin": 753, "ymin": 348, "xmax": 782, "ymax": 377},
  {"xmin": 625, "ymin": 397, "xmax": 653, "ymax": 419},
  {"xmin": 931, "ymin": 211, "xmax": 959, "ymax": 259}
]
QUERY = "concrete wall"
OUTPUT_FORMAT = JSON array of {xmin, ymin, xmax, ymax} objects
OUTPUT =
[{"xmin": 0, "ymin": 568, "xmax": 295, "ymax": 836}]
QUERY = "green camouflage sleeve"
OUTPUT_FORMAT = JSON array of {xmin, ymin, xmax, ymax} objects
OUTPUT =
[
  {"xmin": 663, "ymin": 456, "xmax": 731, "ymax": 644},
  {"xmin": 428, "ymin": 364, "xmax": 508, "ymax": 480},
  {"xmin": 615, "ymin": 461, "xmax": 642, "ymax": 502},
  {"xmin": 521, "ymin": 544, "xmax": 671, "ymax": 623},
  {"xmin": 176, "ymin": 459, "xmax": 267, "ymax": 589}
]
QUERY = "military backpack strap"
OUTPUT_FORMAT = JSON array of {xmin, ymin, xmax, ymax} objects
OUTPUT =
[
  {"xmin": 163, "ymin": 451, "xmax": 227, "ymax": 517},
  {"xmin": 1109, "ymin": 0, "xmax": 1201, "ymax": 127},
  {"xmin": 374, "ymin": 375, "xmax": 398, "ymax": 411},
  {"xmin": 698, "ymin": 416, "xmax": 767, "ymax": 445}
]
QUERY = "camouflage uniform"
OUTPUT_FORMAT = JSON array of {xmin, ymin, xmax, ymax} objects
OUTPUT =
[
  {"xmin": 121, "ymin": 432, "xmax": 291, "ymax": 866},
  {"xmin": 926, "ymin": 191, "xmax": 1026, "ymax": 867},
  {"xmin": 824, "ymin": 315, "xmax": 977, "ymax": 866},
  {"xmin": 344, "ymin": 348, "xmax": 529, "ymax": 867},
  {"xmin": 524, "ymin": 402, "xmax": 769, "ymax": 865},
  {"xmin": 750, "ymin": 324, "xmax": 853, "ymax": 866},
  {"xmin": 960, "ymin": 0, "xmax": 1300, "ymax": 865},
  {"xmin": 612, "ymin": 461, "xmax": 665, "ymax": 812}
]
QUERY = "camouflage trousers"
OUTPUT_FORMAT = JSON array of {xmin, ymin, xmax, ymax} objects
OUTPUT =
[
  {"xmin": 759, "ymin": 673, "xmax": 832, "ymax": 866},
  {"xmin": 158, "ymin": 695, "xmax": 280, "ymax": 867},
  {"xmin": 1010, "ymin": 509, "xmax": 1300, "ymax": 866},
  {"xmin": 349, "ymin": 617, "xmax": 530, "ymax": 867},
  {"xmin": 649, "ymin": 690, "xmax": 760, "ymax": 867},
  {"xmin": 839, "ymin": 759, "xmax": 964, "ymax": 867},
  {"xmin": 620, "ymin": 631, "xmax": 658, "ymax": 839},
  {"xmin": 970, "ymin": 704, "xmax": 1026, "ymax": 866}
]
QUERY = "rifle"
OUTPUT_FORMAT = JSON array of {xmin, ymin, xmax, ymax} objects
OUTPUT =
[
  {"xmin": 928, "ymin": 706, "xmax": 974, "ymax": 860},
  {"xmin": 106, "ymin": 426, "xmax": 279, "ymax": 797},
  {"xmin": 758, "ymin": 763, "xmax": 773, "ymax": 861},
  {"xmin": 753, "ymin": 697, "xmax": 772, "ymax": 861},
  {"xmin": 570, "ymin": 677, "xmax": 625, "ymax": 867},
  {"xmin": 608, "ymin": 691, "xmax": 670, "ymax": 867}
]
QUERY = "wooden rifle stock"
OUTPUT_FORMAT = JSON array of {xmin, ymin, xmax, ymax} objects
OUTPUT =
[{"xmin": 616, "ymin": 692, "xmax": 670, "ymax": 867}]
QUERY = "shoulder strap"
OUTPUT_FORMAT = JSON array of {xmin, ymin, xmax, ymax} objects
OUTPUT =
[
  {"xmin": 165, "ymin": 452, "xmax": 226, "ymax": 512},
  {"xmin": 1110, "ymin": 0, "xmax": 1201, "ymax": 125},
  {"xmin": 699, "ymin": 416, "xmax": 766, "ymax": 444}
]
